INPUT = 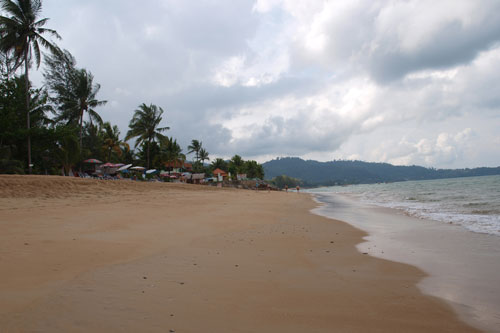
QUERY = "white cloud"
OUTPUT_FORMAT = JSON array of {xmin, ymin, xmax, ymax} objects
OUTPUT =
[{"xmin": 19, "ymin": 0, "xmax": 500, "ymax": 168}]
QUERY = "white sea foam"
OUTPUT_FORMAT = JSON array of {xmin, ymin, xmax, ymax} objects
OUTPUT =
[{"xmin": 309, "ymin": 175, "xmax": 500, "ymax": 236}]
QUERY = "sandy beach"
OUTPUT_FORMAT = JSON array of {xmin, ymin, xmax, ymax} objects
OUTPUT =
[{"xmin": 0, "ymin": 175, "xmax": 479, "ymax": 332}]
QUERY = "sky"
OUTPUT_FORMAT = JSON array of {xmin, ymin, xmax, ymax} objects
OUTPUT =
[{"xmin": 25, "ymin": 0, "xmax": 500, "ymax": 168}]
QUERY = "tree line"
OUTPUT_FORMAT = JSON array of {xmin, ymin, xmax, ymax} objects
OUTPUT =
[
  {"xmin": 263, "ymin": 157, "xmax": 500, "ymax": 186},
  {"xmin": 0, "ymin": 0, "xmax": 264, "ymax": 179}
]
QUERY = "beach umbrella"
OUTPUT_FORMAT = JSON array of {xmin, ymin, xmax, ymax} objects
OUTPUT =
[
  {"xmin": 114, "ymin": 163, "xmax": 125, "ymax": 167},
  {"xmin": 117, "ymin": 164, "xmax": 133, "ymax": 172},
  {"xmin": 83, "ymin": 158, "xmax": 102, "ymax": 164},
  {"xmin": 130, "ymin": 166, "xmax": 146, "ymax": 171},
  {"xmin": 101, "ymin": 162, "xmax": 116, "ymax": 168},
  {"xmin": 146, "ymin": 169, "xmax": 158, "ymax": 174}
]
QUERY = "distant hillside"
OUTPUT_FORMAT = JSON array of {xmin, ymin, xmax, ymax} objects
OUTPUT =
[{"xmin": 262, "ymin": 157, "xmax": 500, "ymax": 186}]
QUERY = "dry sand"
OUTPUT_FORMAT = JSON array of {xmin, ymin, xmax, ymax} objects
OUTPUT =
[{"xmin": 0, "ymin": 175, "xmax": 479, "ymax": 332}]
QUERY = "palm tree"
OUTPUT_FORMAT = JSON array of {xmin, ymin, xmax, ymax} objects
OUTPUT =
[
  {"xmin": 228, "ymin": 154, "xmax": 244, "ymax": 180},
  {"xmin": 52, "ymin": 125, "xmax": 79, "ymax": 176},
  {"xmin": 244, "ymin": 160, "xmax": 264, "ymax": 179},
  {"xmin": 211, "ymin": 158, "xmax": 227, "ymax": 171},
  {"xmin": 126, "ymin": 103, "xmax": 169, "ymax": 169},
  {"xmin": 101, "ymin": 122, "xmax": 129, "ymax": 162},
  {"xmin": 199, "ymin": 148, "xmax": 209, "ymax": 164},
  {"xmin": 56, "ymin": 69, "xmax": 106, "ymax": 150},
  {"xmin": 0, "ymin": 0, "xmax": 60, "ymax": 173},
  {"xmin": 187, "ymin": 139, "xmax": 202, "ymax": 162},
  {"xmin": 158, "ymin": 136, "xmax": 185, "ymax": 173}
]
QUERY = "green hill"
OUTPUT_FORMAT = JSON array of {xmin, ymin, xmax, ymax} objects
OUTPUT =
[{"xmin": 262, "ymin": 157, "xmax": 500, "ymax": 186}]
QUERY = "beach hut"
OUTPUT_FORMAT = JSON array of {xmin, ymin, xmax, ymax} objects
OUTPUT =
[
  {"xmin": 190, "ymin": 173, "xmax": 205, "ymax": 184},
  {"xmin": 212, "ymin": 168, "xmax": 228, "ymax": 182},
  {"xmin": 164, "ymin": 161, "xmax": 193, "ymax": 173}
]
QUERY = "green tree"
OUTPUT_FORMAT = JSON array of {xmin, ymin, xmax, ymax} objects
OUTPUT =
[
  {"xmin": 228, "ymin": 154, "xmax": 244, "ymax": 178},
  {"xmin": 125, "ymin": 103, "xmax": 169, "ymax": 169},
  {"xmin": 187, "ymin": 139, "xmax": 202, "ymax": 162},
  {"xmin": 270, "ymin": 175, "xmax": 303, "ymax": 189},
  {"xmin": 211, "ymin": 158, "xmax": 227, "ymax": 171},
  {"xmin": 199, "ymin": 148, "xmax": 209, "ymax": 164},
  {"xmin": 81, "ymin": 121, "xmax": 103, "ymax": 161},
  {"xmin": 101, "ymin": 122, "xmax": 129, "ymax": 162},
  {"xmin": 52, "ymin": 125, "xmax": 79, "ymax": 175},
  {"xmin": 0, "ymin": 73, "xmax": 52, "ymax": 172},
  {"xmin": 43, "ymin": 47, "xmax": 76, "ymax": 97},
  {"xmin": 0, "ymin": 0, "xmax": 60, "ymax": 172},
  {"xmin": 157, "ymin": 136, "xmax": 185, "ymax": 172},
  {"xmin": 47, "ymin": 66, "xmax": 106, "ymax": 151},
  {"xmin": 0, "ymin": 145, "xmax": 23, "ymax": 173},
  {"xmin": 243, "ymin": 160, "xmax": 264, "ymax": 179}
]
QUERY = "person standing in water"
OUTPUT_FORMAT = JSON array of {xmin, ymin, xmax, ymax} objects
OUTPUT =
[{"xmin": 296, "ymin": 185, "xmax": 300, "ymax": 192}]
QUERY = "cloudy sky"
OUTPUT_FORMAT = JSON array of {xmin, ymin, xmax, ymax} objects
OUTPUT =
[{"xmin": 29, "ymin": 0, "xmax": 500, "ymax": 168}]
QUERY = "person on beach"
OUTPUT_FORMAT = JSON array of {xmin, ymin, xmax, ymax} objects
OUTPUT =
[
  {"xmin": 296, "ymin": 185, "xmax": 300, "ymax": 192},
  {"xmin": 285, "ymin": 185, "xmax": 288, "ymax": 192}
]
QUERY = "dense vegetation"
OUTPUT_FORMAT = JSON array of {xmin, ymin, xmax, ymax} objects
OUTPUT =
[
  {"xmin": 0, "ymin": 0, "xmax": 263, "ymax": 179},
  {"xmin": 268, "ymin": 174, "xmax": 303, "ymax": 189},
  {"xmin": 263, "ymin": 157, "xmax": 500, "ymax": 187}
]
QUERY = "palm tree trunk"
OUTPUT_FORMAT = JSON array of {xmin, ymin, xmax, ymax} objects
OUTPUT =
[
  {"xmin": 79, "ymin": 110, "xmax": 84, "ymax": 151},
  {"xmin": 24, "ymin": 47, "xmax": 32, "ymax": 174},
  {"xmin": 147, "ymin": 139, "xmax": 150, "ymax": 169},
  {"xmin": 79, "ymin": 110, "xmax": 84, "ymax": 173}
]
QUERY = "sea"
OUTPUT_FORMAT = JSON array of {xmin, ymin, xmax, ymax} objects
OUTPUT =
[{"xmin": 309, "ymin": 175, "xmax": 500, "ymax": 236}]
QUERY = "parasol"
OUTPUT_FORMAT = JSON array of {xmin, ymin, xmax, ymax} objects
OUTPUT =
[
  {"xmin": 117, "ymin": 164, "xmax": 133, "ymax": 171},
  {"xmin": 83, "ymin": 159, "xmax": 102, "ymax": 164}
]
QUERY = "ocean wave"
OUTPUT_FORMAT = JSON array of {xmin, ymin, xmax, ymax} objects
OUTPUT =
[{"xmin": 310, "ymin": 175, "xmax": 500, "ymax": 237}]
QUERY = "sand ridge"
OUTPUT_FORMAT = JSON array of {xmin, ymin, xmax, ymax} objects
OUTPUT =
[{"xmin": 0, "ymin": 176, "xmax": 479, "ymax": 332}]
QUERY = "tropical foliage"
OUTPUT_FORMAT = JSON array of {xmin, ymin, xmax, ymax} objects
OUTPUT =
[
  {"xmin": 101, "ymin": 122, "xmax": 129, "ymax": 162},
  {"xmin": 188, "ymin": 139, "xmax": 202, "ymax": 162},
  {"xmin": 0, "ymin": 0, "xmax": 60, "ymax": 172},
  {"xmin": 44, "ymin": 49, "xmax": 106, "ymax": 150},
  {"xmin": 0, "ymin": 0, "xmax": 265, "ymax": 180},
  {"xmin": 209, "ymin": 155, "xmax": 264, "ymax": 179},
  {"xmin": 126, "ymin": 103, "xmax": 169, "ymax": 169},
  {"xmin": 269, "ymin": 174, "xmax": 303, "ymax": 189}
]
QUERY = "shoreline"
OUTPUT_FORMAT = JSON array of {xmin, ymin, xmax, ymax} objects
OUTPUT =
[
  {"xmin": 0, "ymin": 175, "xmax": 479, "ymax": 332},
  {"xmin": 311, "ymin": 192, "xmax": 500, "ymax": 332}
]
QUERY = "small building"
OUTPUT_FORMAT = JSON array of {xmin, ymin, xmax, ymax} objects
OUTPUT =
[
  {"xmin": 212, "ymin": 168, "xmax": 228, "ymax": 182},
  {"xmin": 190, "ymin": 173, "xmax": 205, "ymax": 184},
  {"xmin": 164, "ymin": 161, "xmax": 193, "ymax": 173}
]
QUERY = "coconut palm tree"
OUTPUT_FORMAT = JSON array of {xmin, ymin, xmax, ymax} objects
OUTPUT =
[
  {"xmin": 211, "ymin": 158, "xmax": 227, "ymax": 171},
  {"xmin": 199, "ymin": 148, "xmax": 209, "ymax": 164},
  {"xmin": 55, "ymin": 69, "xmax": 106, "ymax": 150},
  {"xmin": 187, "ymin": 139, "xmax": 202, "ymax": 162},
  {"xmin": 158, "ymin": 136, "xmax": 185, "ymax": 173},
  {"xmin": 228, "ymin": 154, "xmax": 244, "ymax": 179},
  {"xmin": 101, "ymin": 122, "xmax": 129, "ymax": 162},
  {"xmin": 126, "ymin": 103, "xmax": 169, "ymax": 169},
  {"xmin": 0, "ymin": 0, "xmax": 61, "ymax": 173}
]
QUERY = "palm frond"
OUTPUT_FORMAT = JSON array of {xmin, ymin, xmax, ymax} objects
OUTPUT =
[
  {"xmin": 32, "ymin": 38, "xmax": 41, "ymax": 68},
  {"xmin": 1, "ymin": 0, "xmax": 24, "ymax": 20}
]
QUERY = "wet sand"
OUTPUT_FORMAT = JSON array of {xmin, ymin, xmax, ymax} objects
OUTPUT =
[
  {"xmin": 0, "ymin": 175, "xmax": 479, "ymax": 332},
  {"xmin": 312, "ymin": 193, "xmax": 500, "ymax": 332}
]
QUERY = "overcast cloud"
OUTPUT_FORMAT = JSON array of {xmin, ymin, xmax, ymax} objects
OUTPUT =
[{"xmin": 26, "ymin": 0, "xmax": 500, "ymax": 168}]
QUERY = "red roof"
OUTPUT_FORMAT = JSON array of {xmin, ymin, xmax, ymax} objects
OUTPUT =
[
  {"xmin": 212, "ymin": 168, "xmax": 228, "ymax": 176},
  {"xmin": 164, "ymin": 161, "xmax": 192, "ymax": 169}
]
